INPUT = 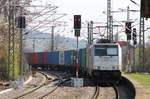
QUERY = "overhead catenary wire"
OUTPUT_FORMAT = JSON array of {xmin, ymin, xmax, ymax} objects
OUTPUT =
[
  {"xmin": 22, "ymin": 0, "xmax": 67, "ymax": 37},
  {"xmin": 28, "ymin": 13, "xmax": 67, "ymax": 32}
]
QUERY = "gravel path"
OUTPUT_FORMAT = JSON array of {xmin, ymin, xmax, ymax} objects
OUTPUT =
[
  {"xmin": 42, "ymin": 86, "xmax": 117, "ymax": 99},
  {"xmin": 99, "ymin": 87, "xmax": 116, "ymax": 99},
  {"xmin": 43, "ymin": 86, "xmax": 95, "ymax": 99},
  {"xmin": 0, "ymin": 73, "xmax": 46, "ymax": 99},
  {"xmin": 41, "ymin": 78, "xmax": 117, "ymax": 99}
]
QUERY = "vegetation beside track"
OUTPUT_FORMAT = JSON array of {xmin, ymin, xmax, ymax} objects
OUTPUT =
[
  {"xmin": 0, "ymin": 23, "xmax": 20, "ymax": 80},
  {"xmin": 135, "ymin": 47, "xmax": 150, "ymax": 72},
  {"xmin": 0, "ymin": 23, "xmax": 28, "ymax": 81},
  {"xmin": 124, "ymin": 72, "xmax": 150, "ymax": 89}
]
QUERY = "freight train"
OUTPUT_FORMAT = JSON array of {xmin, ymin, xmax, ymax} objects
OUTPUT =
[{"xmin": 25, "ymin": 42, "xmax": 122, "ymax": 83}]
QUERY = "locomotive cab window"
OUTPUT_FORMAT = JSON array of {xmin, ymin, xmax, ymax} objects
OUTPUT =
[
  {"xmin": 107, "ymin": 48, "xmax": 118, "ymax": 56},
  {"xmin": 95, "ymin": 48, "xmax": 107, "ymax": 56},
  {"xmin": 94, "ymin": 45, "xmax": 118, "ymax": 56}
]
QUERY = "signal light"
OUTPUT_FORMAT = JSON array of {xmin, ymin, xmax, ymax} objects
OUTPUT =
[
  {"xmin": 74, "ymin": 15, "xmax": 81, "ymax": 29},
  {"xmin": 18, "ymin": 16, "xmax": 26, "ymax": 28},
  {"xmin": 125, "ymin": 22, "xmax": 132, "ymax": 40},
  {"xmin": 133, "ymin": 28, "xmax": 137, "ymax": 45}
]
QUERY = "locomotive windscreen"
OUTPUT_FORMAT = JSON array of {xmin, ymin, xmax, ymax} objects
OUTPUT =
[{"xmin": 94, "ymin": 45, "xmax": 118, "ymax": 56}]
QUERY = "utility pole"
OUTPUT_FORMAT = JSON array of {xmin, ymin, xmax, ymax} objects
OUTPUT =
[
  {"xmin": 87, "ymin": 21, "xmax": 94, "ymax": 45},
  {"xmin": 107, "ymin": 0, "xmax": 113, "ymax": 42},
  {"xmin": 88, "ymin": 22, "xmax": 90, "ymax": 45},
  {"xmin": 33, "ymin": 39, "xmax": 35, "ymax": 52},
  {"xmin": 18, "ymin": 5, "xmax": 26, "ymax": 86},
  {"xmin": 8, "ymin": 0, "xmax": 15, "ymax": 81},
  {"xmin": 51, "ymin": 26, "xmax": 54, "ymax": 51},
  {"xmin": 127, "ymin": 6, "xmax": 131, "ymax": 73},
  {"xmin": 139, "ymin": 17, "xmax": 145, "ymax": 72},
  {"xmin": 90, "ymin": 21, "xmax": 93, "ymax": 44}
]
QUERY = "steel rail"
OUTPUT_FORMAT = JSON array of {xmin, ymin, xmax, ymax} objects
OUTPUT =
[
  {"xmin": 38, "ymin": 71, "xmax": 68, "ymax": 99},
  {"xmin": 92, "ymin": 85, "xmax": 100, "ymax": 99},
  {"xmin": 112, "ymin": 84, "xmax": 120, "ymax": 99},
  {"xmin": 14, "ymin": 71, "xmax": 52, "ymax": 99}
]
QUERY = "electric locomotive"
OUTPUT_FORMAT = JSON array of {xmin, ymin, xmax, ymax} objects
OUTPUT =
[{"xmin": 86, "ymin": 42, "xmax": 122, "ymax": 83}]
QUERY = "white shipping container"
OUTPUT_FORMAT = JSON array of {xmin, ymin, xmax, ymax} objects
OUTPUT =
[{"xmin": 59, "ymin": 51, "xmax": 64, "ymax": 65}]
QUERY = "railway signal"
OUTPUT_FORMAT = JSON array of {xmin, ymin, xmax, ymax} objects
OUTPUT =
[
  {"xmin": 74, "ymin": 15, "xmax": 81, "ymax": 78},
  {"xmin": 73, "ymin": 15, "xmax": 83, "ymax": 86},
  {"xmin": 132, "ymin": 28, "xmax": 137, "ymax": 45},
  {"xmin": 18, "ymin": 16, "xmax": 26, "ymax": 28},
  {"xmin": 125, "ymin": 22, "xmax": 132, "ymax": 40},
  {"xmin": 74, "ymin": 15, "xmax": 81, "ymax": 30},
  {"xmin": 74, "ymin": 15, "xmax": 81, "ymax": 37}
]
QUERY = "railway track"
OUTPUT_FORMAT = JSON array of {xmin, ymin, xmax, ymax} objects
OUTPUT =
[
  {"xmin": 92, "ymin": 85, "xmax": 100, "ymax": 99},
  {"xmin": 14, "ymin": 71, "xmax": 49, "ymax": 99},
  {"xmin": 112, "ymin": 84, "xmax": 119, "ymax": 99},
  {"xmin": 14, "ymin": 71, "xmax": 68, "ymax": 99},
  {"xmin": 13, "ymin": 71, "xmax": 134, "ymax": 99},
  {"xmin": 39, "ymin": 71, "xmax": 71, "ymax": 99},
  {"xmin": 38, "ymin": 81, "xmax": 59, "ymax": 99},
  {"xmin": 92, "ymin": 76, "xmax": 135, "ymax": 99},
  {"xmin": 92, "ymin": 84, "xmax": 119, "ymax": 99}
]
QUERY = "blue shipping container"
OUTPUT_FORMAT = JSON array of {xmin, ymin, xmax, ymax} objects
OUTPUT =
[
  {"xmin": 47, "ymin": 51, "xmax": 59, "ymax": 65},
  {"xmin": 53, "ymin": 51, "xmax": 59, "ymax": 65},
  {"xmin": 65, "ymin": 50, "xmax": 71, "ymax": 66},
  {"xmin": 78, "ymin": 49, "xmax": 82, "ymax": 67},
  {"xmin": 47, "ymin": 52, "xmax": 52, "ymax": 64}
]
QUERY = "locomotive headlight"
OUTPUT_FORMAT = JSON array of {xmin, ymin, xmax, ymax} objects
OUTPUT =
[
  {"xmin": 95, "ymin": 66, "xmax": 99, "ymax": 69},
  {"xmin": 95, "ymin": 66, "xmax": 100, "ymax": 70},
  {"xmin": 113, "ymin": 66, "xmax": 119, "ymax": 69}
]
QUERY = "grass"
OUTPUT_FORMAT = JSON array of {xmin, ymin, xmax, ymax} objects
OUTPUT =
[
  {"xmin": 0, "ymin": 49, "xmax": 20, "ymax": 80},
  {"xmin": 124, "ymin": 72, "xmax": 150, "ymax": 89},
  {"xmin": 9, "ymin": 50, "xmax": 20, "ymax": 80}
]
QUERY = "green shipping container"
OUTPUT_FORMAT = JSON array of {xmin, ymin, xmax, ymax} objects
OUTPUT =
[
  {"xmin": 70, "ymin": 50, "xmax": 75, "ymax": 66},
  {"xmin": 81, "ymin": 48, "xmax": 86, "ymax": 67}
]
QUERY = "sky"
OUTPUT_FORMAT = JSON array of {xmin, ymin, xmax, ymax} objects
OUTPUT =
[
  {"xmin": 50, "ymin": 0, "xmax": 140, "ymax": 21},
  {"xmin": 49, "ymin": 0, "xmax": 145, "ymax": 41},
  {"xmin": 30, "ymin": 0, "xmax": 150, "ymax": 42}
]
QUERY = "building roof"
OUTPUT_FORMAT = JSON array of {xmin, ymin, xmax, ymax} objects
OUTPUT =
[{"xmin": 118, "ymin": 41, "xmax": 134, "ymax": 49}]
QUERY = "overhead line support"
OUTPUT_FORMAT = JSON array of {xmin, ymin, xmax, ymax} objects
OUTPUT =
[
  {"xmin": 107, "ymin": 0, "xmax": 113, "ymax": 42},
  {"xmin": 8, "ymin": 0, "xmax": 15, "ymax": 81}
]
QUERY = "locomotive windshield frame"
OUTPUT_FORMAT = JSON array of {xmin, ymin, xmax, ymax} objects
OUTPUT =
[{"xmin": 94, "ymin": 45, "xmax": 118, "ymax": 56}]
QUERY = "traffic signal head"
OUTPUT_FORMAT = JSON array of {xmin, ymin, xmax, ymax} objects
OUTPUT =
[
  {"xmin": 74, "ymin": 15, "xmax": 81, "ymax": 29},
  {"xmin": 18, "ymin": 16, "xmax": 26, "ymax": 28},
  {"xmin": 125, "ymin": 22, "xmax": 132, "ymax": 40},
  {"xmin": 133, "ymin": 28, "xmax": 137, "ymax": 45},
  {"xmin": 125, "ymin": 22, "xmax": 131, "ymax": 33}
]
